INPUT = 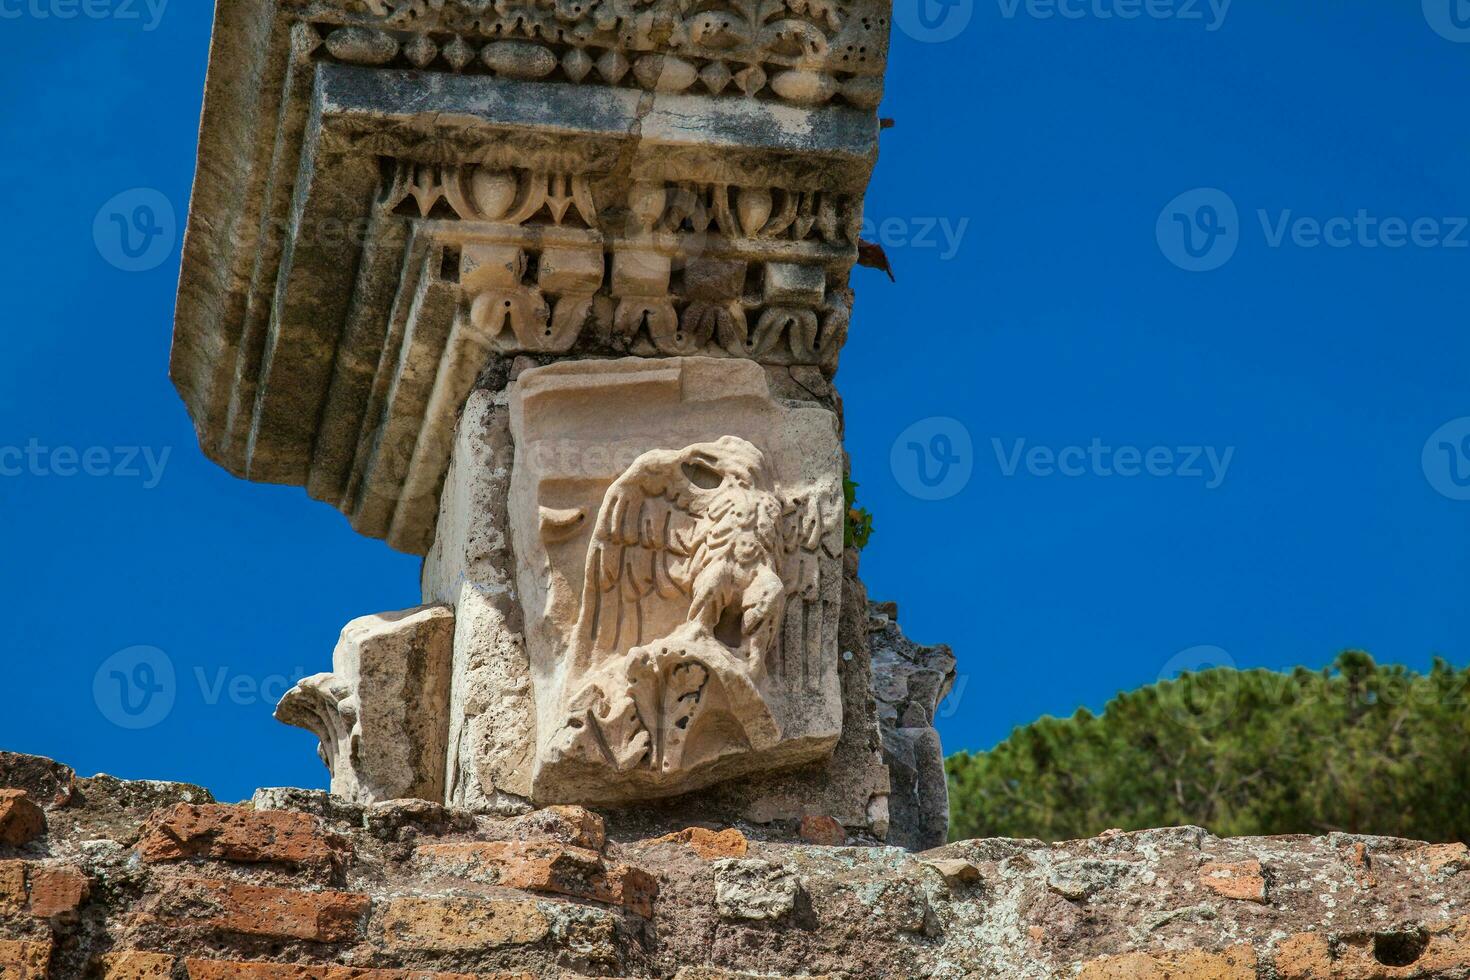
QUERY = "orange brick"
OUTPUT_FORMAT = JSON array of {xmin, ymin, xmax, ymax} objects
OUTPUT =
[
  {"xmin": 0, "ymin": 862, "xmax": 24, "ymax": 910},
  {"xmin": 163, "ymin": 878, "xmax": 370, "ymax": 943},
  {"xmin": 98, "ymin": 951, "xmax": 178, "ymax": 979},
  {"xmin": 183, "ymin": 962, "xmax": 526, "ymax": 979},
  {"xmin": 1275, "ymin": 916, "xmax": 1470, "ymax": 979},
  {"xmin": 27, "ymin": 865, "xmax": 89, "ymax": 919},
  {"xmin": 649, "ymin": 827, "xmax": 748, "ymax": 860},
  {"xmin": 1340, "ymin": 840, "xmax": 1378, "ymax": 888},
  {"xmin": 1199, "ymin": 860, "xmax": 1267, "ymax": 903},
  {"xmin": 416, "ymin": 841, "xmax": 656, "ymax": 917},
  {"xmin": 0, "ymin": 793, "xmax": 45, "ymax": 848},
  {"xmin": 799, "ymin": 815, "xmax": 846, "ymax": 846},
  {"xmin": 0, "ymin": 939, "xmax": 51, "ymax": 979},
  {"xmin": 1413, "ymin": 842, "xmax": 1469, "ymax": 877},
  {"xmin": 136, "ymin": 804, "xmax": 350, "ymax": 869},
  {"xmin": 1079, "ymin": 945, "xmax": 1256, "ymax": 979},
  {"xmin": 377, "ymin": 897, "xmax": 549, "ymax": 953}
]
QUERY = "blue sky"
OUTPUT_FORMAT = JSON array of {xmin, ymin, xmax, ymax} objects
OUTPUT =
[{"xmin": 0, "ymin": 2, "xmax": 1467, "ymax": 802}]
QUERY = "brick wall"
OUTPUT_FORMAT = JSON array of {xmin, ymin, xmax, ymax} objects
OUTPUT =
[{"xmin": 2, "ymin": 751, "xmax": 1469, "ymax": 979}]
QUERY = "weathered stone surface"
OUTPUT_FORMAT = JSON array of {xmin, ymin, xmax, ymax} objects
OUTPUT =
[
  {"xmin": 277, "ymin": 606, "xmax": 455, "ymax": 805},
  {"xmin": 1416, "ymin": 842, "xmax": 1470, "ymax": 877},
  {"xmin": 1273, "ymin": 916, "xmax": 1470, "ymax": 978},
  {"xmin": 921, "ymin": 858, "xmax": 981, "ymax": 886},
  {"xmin": 251, "ymin": 787, "xmax": 366, "ymax": 826},
  {"xmin": 11, "ymin": 760, "xmax": 1470, "ymax": 979},
  {"xmin": 53, "ymin": 773, "xmax": 215, "ymax": 846},
  {"xmin": 505, "ymin": 357, "xmax": 846, "ymax": 805},
  {"xmin": 0, "ymin": 860, "xmax": 26, "ymax": 909},
  {"xmin": 508, "ymin": 805, "xmax": 607, "ymax": 852},
  {"xmin": 711, "ymin": 858, "xmax": 799, "ymax": 921},
  {"xmin": 867, "ymin": 601, "xmax": 956, "ymax": 851},
  {"xmin": 0, "ymin": 752, "xmax": 74, "ymax": 809},
  {"xmin": 0, "ymin": 792, "xmax": 44, "ymax": 847},
  {"xmin": 0, "ymin": 859, "xmax": 95, "ymax": 920},
  {"xmin": 421, "ymin": 386, "xmax": 538, "ymax": 813},
  {"xmin": 136, "ymin": 804, "xmax": 351, "ymax": 870},
  {"xmin": 183, "ymin": 963, "xmax": 513, "ymax": 979}
]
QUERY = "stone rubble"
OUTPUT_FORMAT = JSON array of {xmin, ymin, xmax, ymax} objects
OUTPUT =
[{"xmin": 3, "ymin": 752, "xmax": 1470, "ymax": 978}]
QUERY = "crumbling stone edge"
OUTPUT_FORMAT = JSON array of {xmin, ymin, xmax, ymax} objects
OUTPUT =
[{"xmin": 2, "ymin": 750, "xmax": 1469, "ymax": 978}]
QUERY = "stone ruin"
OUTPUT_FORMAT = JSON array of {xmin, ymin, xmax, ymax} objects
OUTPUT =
[
  {"xmin": 6, "ymin": 1, "xmax": 1464, "ymax": 977},
  {"xmin": 168, "ymin": 0, "xmax": 952, "ymax": 847}
]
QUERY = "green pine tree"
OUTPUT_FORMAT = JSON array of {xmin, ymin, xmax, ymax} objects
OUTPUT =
[{"xmin": 947, "ymin": 653, "xmax": 1470, "ymax": 843}]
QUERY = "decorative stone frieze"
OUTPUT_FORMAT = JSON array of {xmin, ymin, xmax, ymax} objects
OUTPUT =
[{"xmin": 288, "ymin": 0, "xmax": 890, "ymax": 110}]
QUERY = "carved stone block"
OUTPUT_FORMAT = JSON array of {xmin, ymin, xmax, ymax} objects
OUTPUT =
[
  {"xmin": 276, "ymin": 606, "xmax": 454, "ymax": 805},
  {"xmin": 611, "ymin": 250, "xmax": 674, "ymax": 297},
  {"xmin": 494, "ymin": 357, "xmax": 844, "ymax": 803},
  {"xmin": 462, "ymin": 244, "xmax": 527, "ymax": 293},
  {"xmin": 763, "ymin": 262, "xmax": 827, "ymax": 307},
  {"xmin": 538, "ymin": 248, "xmax": 605, "ymax": 294}
]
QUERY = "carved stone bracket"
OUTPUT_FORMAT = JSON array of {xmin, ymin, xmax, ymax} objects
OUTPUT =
[
  {"xmin": 378, "ymin": 163, "xmax": 856, "ymax": 368},
  {"xmin": 276, "ymin": 605, "xmax": 455, "ymax": 804}
]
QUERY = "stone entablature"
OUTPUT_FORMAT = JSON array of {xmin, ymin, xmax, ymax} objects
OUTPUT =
[{"xmin": 171, "ymin": 0, "xmax": 881, "ymax": 556}]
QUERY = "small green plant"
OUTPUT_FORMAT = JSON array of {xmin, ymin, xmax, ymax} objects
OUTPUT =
[{"xmin": 844, "ymin": 478, "xmax": 874, "ymax": 550}]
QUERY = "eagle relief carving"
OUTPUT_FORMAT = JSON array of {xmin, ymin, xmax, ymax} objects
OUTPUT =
[
  {"xmin": 509, "ymin": 357, "xmax": 845, "ymax": 802},
  {"xmin": 552, "ymin": 435, "xmax": 827, "ymax": 777}
]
